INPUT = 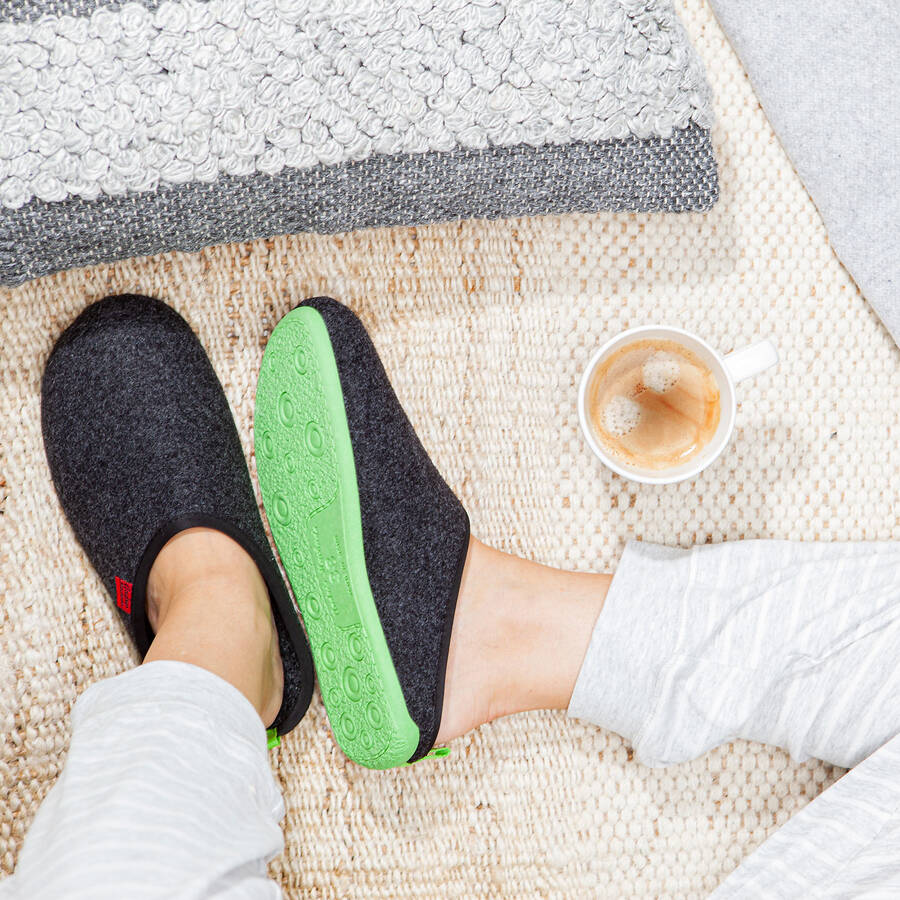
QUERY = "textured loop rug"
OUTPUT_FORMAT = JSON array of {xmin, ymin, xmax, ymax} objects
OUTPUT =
[
  {"xmin": 1, "ymin": 0, "xmax": 717, "ymax": 285},
  {"xmin": 1, "ymin": 1, "xmax": 899, "ymax": 897}
]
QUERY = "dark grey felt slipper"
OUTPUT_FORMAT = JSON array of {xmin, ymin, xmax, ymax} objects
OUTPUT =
[
  {"xmin": 255, "ymin": 297, "xmax": 470, "ymax": 767},
  {"xmin": 41, "ymin": 294, "xmax": 314, "ymax": 736}
]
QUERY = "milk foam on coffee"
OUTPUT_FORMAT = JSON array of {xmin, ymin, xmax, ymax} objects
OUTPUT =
[
  {"xmin": 602, "ymin": 395, "xmax": 641, "ymax": 436},
  {"xmin": 587, "ymin": 339, "xmax": 721, "ymax": 470},
  {"xmin": 641, "ymin": 352, "xmax": 681, "ymax": 393}
]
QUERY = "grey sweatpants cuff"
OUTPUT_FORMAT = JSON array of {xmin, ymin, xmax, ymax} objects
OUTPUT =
[
  {"xmin": 3, "ymin": 661, "xmax": 285, "ymax": 899},
  {"xmin": 567, "ymin": 541, "xmax": 694, "ymax": 764}
]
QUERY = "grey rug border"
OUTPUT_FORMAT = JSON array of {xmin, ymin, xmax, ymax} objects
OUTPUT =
[
  {"xmin": 2, "ymin": 126, "xmax": 717, "ymax": 287},
  {"xmin": 4, "ymin": 0, "xmax": 172, "ymax": 24}
]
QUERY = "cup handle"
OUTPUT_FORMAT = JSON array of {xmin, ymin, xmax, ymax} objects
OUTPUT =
[{"xmin": 723, "ymin": 340, "xmax": 778, "ymax": 384}]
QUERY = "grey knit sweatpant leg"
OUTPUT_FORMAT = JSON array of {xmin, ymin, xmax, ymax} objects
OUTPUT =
[
  {"xmin": 0, "ymin": 661, "xmax": 285, "ymax": 899},
  {"xmin": 570, "ymin": 540, "xmax": 900, "ymax": 897},
  {"xmin": 3, "ymin": 542, "xmax": 899, "ymax": 897}
]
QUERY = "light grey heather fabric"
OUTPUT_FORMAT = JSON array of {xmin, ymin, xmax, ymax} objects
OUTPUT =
[
  {"xmin": 0, "ymin": 0, "xmax": 718, "ymax": 285},
  {"xmin": 708, "ymin": 0, "xmax": 900, "ymax": 347},
  {"xmin": 0, "ymin": 126, "xmax": 717, "ymax": 287},
  {"xmin": 0, "ymin": 662, "xmax": 285, "ymax": 899},
  {"xmin": 570, "ymin": 538, "xmax": 900, "ymax": 897}
]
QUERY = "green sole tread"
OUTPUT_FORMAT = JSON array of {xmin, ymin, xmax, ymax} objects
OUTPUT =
[{"xmin": 255, "ymin": 307, "xmax": 419, "ymax": 769}]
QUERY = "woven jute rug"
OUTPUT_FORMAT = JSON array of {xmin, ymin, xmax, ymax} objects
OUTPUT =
[{"xmin": 2, "ymin": 1, "xmax": 899, "ymax": 896}]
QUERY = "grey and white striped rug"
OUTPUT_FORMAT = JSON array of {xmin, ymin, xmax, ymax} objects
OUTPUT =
[{"xmin": 0, "ymin": 0, "xmax": 718, "ymax": 285}]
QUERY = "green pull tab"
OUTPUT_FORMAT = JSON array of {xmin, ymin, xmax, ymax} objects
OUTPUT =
[
  {"xmin": 266, "ymin": 727, "xmax": 281, "ymax": 749},
  {"xmin": 402, "ymin": 746, "xmax": 450, "ymax": 766},
  {"xmin": 425, "ymin": 746, "xmax": 450, "ymax": 760}
]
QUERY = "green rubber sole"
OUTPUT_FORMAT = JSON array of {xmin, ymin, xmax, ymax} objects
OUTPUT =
[{"xmin": 255, "ymin": 307, "xmax": 419, "ymax": 769}]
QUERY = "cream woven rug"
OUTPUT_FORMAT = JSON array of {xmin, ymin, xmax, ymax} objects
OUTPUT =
[{"xmin": 2, "ymin": 1, "xmax": 899, "ymax": 896}]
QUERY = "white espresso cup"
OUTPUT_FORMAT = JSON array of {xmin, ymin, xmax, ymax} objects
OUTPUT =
[{"xmin": 578, "ymin": 326, "xmax": 778, "ymax": 485}]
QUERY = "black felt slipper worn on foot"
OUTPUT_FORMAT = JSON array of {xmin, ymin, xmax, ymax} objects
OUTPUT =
[
  {"xmin": 41, "ymin": 295, "xmax": 314, "ymax": 736},
  {"xmin": 255, "ymin": 297, "xmax": 470, "ymax": 768}
]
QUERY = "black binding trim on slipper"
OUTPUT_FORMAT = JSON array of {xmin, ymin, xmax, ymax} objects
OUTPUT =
[
  {"xmin": 410, "ymin": 521, "xmax": 470, "ymax": 762},
  {"xmin": 132, "ymin": 512, "xmax": 314, "ymax": 735}
]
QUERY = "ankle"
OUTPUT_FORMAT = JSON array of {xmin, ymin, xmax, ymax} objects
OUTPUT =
[
  {"xmin": 482, "ymin": 552, "xmax": 602, "ymax": 716},
  {"xmin": 143, "ymin": 528, "xmax": 284, "ymax": 727},
  {"xmin": 436, "ymin": 539, "xmax": 611, "ymax": 745},
  {"xmin": 146, "ymin": 528, "xmax": 268, "ymax": 632}
]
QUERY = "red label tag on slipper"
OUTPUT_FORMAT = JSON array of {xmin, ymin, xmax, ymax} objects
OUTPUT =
[{"xmin": 114, "ymin": 577, "xmax": 133, "ymax": 614}]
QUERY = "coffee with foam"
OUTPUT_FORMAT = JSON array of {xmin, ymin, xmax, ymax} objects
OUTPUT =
[{"xmin": 587, "ymin": 339, "xmax": 720, "ymax": 471}]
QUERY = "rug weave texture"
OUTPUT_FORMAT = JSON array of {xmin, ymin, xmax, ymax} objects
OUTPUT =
[{"xmin": 1, "ymin": 0, "xmax": 899, "ymax": 896}]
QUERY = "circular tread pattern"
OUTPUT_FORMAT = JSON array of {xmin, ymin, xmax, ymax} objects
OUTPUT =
[
  {"xmin": 304, "ymin": 592, "xmax": 322, "ymax": 619},
  {"xmin": 365, "ymin": 702, "xmax": 383, "ymax": 730},
  {"xmin": 342, "ymin": 667, "xmax": 361, "ymax": 701},
  {"xmin": 259, "ymin": 430, "xmax": 275, "ymax": 459},
  {"xmin": 320, "ymin": 642, "xmax": 337, "ymax": 670},
  {"xmin": 273, "ymin": 494, "xmax": 290, "ymax": 526},
  {"xmin": 348, "ymin": 632, "xmax": 365, "ymax": 661},
  {"xmin": 339, "ymin": 713, "xmax": 358, "ymax": 742},
  {"xmin": 277, "ymin": 391, "xmax": 295, "ymax": 426},
  {"xmin": 304, "ymin": 421, "xmax": 325, "ymax": 457}
]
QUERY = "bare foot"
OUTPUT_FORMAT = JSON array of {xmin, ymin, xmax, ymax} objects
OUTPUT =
[
  {"xmin": 436, "ymin": 538, "xmax": 612, "ymax": 745},
  {"xmin": 145, "ymin": 527, "xmax": 284, "ymax": 727}
]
